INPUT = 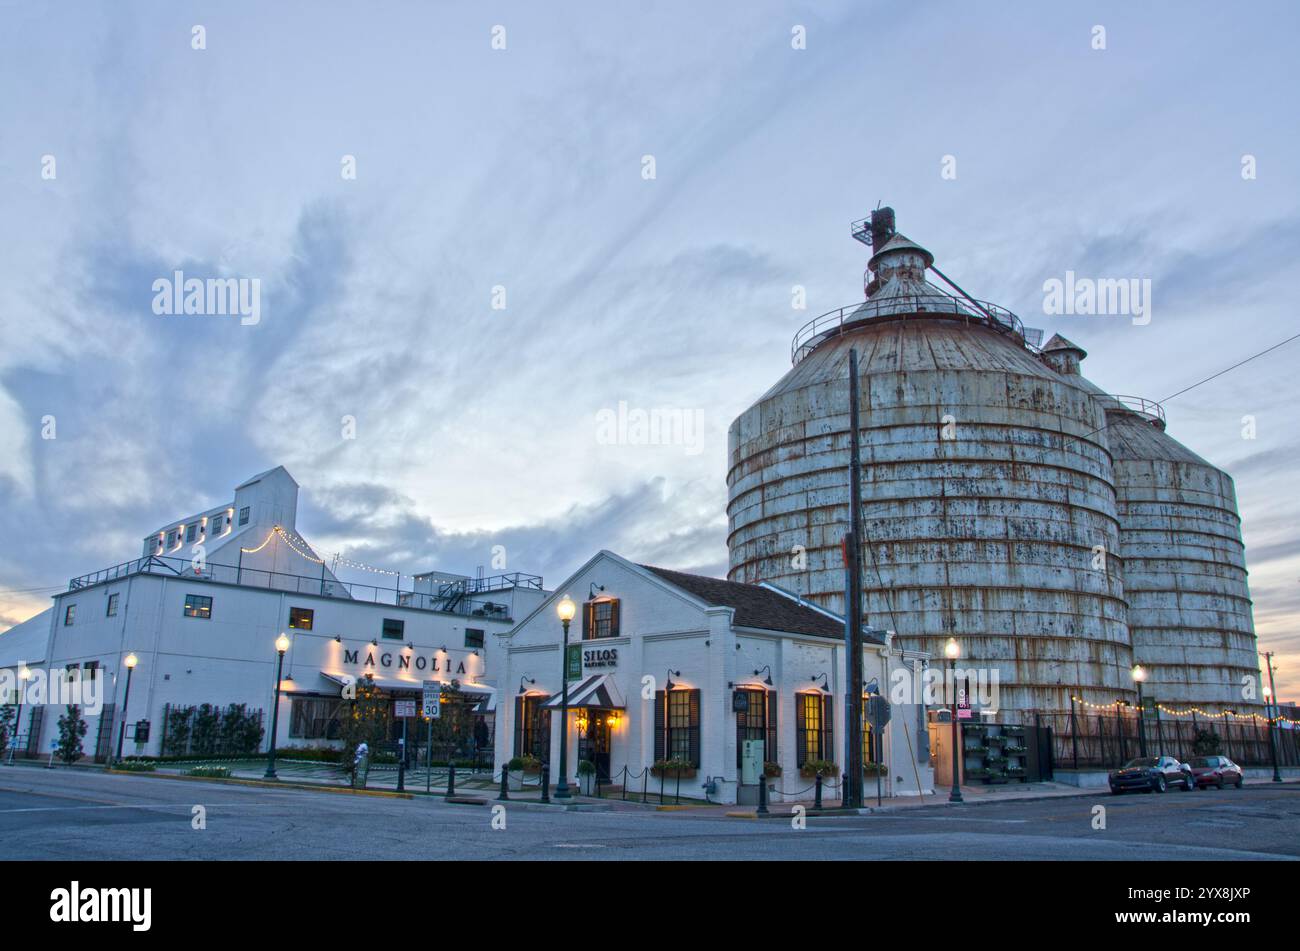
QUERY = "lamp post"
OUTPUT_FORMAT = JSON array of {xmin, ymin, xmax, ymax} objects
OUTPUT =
[
  {"xmin": 114, "ymin": 654, "xmax": 138, "ymax": 764},
  {"xmin": 554, "ymin": 595, "xmax": 576, "ymax": 800},
  {"xmin": 8, "ymin": 665, "xmax": 32, "ymax": 765},
  {"xmin": 1132, "ymin": 664, "xmax": 1148, "ymax": 757},
  {"xmin": 264, "ymin": 634, "xmax": 290, "ymax": 780},
  {"xmin": 945, "ymin": 638, "xmax": 963, "ymax": 803}
]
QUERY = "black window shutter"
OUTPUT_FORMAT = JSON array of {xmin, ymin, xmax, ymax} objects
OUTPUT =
[
  {"xmin": 688, "ymin": 689, "xmax": 701, "ymax": 767},
  {"xmin": 539, "ymin": 702, "xmax": 551, "ymax": 761},
  {"xmin": 823, "ymin": 695, "xmax": 834, "ymax": 766},
  {"xmin": 654, "ymin": 690, "xmax": 665, "ymax": 762},
  {"xmin": 581, "ymin": 601, "xmax": 591, "ymax": 640},
  {"xmin": 609, "ymin": 599, "xmax": 620, "ymax": 638},
  {"xmin": 514, "ymin": 697, "xmax": 524, "ymax": 757},
  {"xmin": 796, "ymin": 695, "xmax": 807, "ymax": 766},
  {"xmin": 766, "ymin": 690, "xmax": 778, "ymax": 763}
]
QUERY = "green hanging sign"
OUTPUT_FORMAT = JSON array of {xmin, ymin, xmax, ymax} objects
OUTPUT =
[{"xmin": 565, "ymin": 644, "xmax": 582, "ymax": 681}]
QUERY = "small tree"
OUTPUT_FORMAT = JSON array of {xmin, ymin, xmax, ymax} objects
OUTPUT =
[
  {"xmin": 191, "ymin": 704, "xmax": 220, "ymax": 754},
  {"xmin": 56, "ymin": 705, "xmax": 88, "ymax": 765},
  {"xmin": 338, "ymin": 679, "xmax": 390, "ymax": 768},
  {"xmin": 1192, "ymin": 728, "xmax": 1221, "ymax": 756},
  {"xmin": 0, "ymin": 705, "xmax": 14, "ymax": 759}
]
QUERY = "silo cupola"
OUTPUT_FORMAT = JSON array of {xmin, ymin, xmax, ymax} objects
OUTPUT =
[{"xmin": 1041, "ymin": 333, "xmax": 1088, "ymax": 375}]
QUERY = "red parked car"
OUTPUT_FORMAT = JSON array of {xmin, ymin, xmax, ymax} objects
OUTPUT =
[{"xmin": 1188, "ymin": 755, "xmax": 1244, "ymax": 789}]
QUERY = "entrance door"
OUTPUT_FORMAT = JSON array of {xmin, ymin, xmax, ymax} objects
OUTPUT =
[{"xmin": 578, "ymin": 711, "xmax": 612, "ymax": 781}]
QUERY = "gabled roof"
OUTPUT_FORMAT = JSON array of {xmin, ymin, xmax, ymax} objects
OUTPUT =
[
  {"xmin": 639, "ymin": 564, "xmax": 880, "ymax": 642},
  {"xmin": 236, "ymin": 465, "xmax": 298, "ymax": 490}
]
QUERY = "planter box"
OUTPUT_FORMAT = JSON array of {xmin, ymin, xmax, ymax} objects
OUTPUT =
[
  {"xmin": 507, "ymin": 771, "xmax": 524, "ymax": 792},
  {"xmin": 652, "ymin": 768, "xmax": 697, "ymax": 780},
  {"xmin": 579, "ymin": 774, "xmax": 595, "ymax": 796}
]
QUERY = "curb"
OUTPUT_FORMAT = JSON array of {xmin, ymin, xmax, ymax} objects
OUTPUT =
[{"xmin": 103, "ymin": 769, "xmax": 415, "ymax": 799}]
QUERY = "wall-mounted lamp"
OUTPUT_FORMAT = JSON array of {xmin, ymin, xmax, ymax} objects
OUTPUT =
[
  {"xmin": 333, "ymin": 636, "xmax": 342, "ymax": 643},
  {"xmin": 811, "ymin": 673, "xmax": 830, "ymax": 693},
  {"xmin": 665, "ymin": 669, "xmax": 681, "ymax": 691},
  {"xmin": 607, "ymin": 710, "xmax": 621, "ymax": 729},
  {"xmin": 518, "ymin": 675, "xmax": 536, "ymax": 695},
  {"xmin": 589, "ymin": 583, "xmax": 605, "ymax": 600},
  {"xmin": 753, "ymin": 665, "xmax": 774, "ymax": 687},
  {"xmin": 864, "ymin": 677, "xmax": 879, "ymax": 696},
  {"xmin": 370, "ymin": 639, "xmax": 378, "ymax": 647}
]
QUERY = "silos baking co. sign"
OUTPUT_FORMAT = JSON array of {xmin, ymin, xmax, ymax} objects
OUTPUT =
[{"xmin": 582, "ymin": 647, "xmax": 619, "ymax": 670}]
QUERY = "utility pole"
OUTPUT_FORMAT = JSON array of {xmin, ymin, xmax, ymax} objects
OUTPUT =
[
  {"xmin": 1263, "ymin": 652, "xmax": 1281, "ymax": 783},
  {"xmin": 843, "ymin": 347, "xmax": 865, "ymax": 810}
]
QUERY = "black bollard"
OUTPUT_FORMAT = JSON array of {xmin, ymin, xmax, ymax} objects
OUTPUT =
[
  {"xmin": 447, "ymin": 761, "xmax": 456, "ymax": 798},
  {"xmin": 757, "ymin": 774, "xmax": 769, "ymax": 815},
  {"xmin": 814, "ymin": 773, "xmax": 823, "ymax": 810},
  {"xmin": 497, "ymin": 768, "xmax": 509, "ymax": 801},
  {"xmin": 540, "ymin": 762, "xmax": 550, "ymax": 803}
]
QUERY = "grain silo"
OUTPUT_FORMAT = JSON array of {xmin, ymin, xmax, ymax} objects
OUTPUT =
[
  {"xmin": 727, "ymin": 209, "xmax": 1135, "ymax": 715},
  {"xmin": 1040, "ymin": 336, "xmax": 1263, "ymax": 712}
]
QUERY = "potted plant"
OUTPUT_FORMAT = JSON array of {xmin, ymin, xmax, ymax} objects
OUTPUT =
[
  {"xmin": 506, "ymin": 756, "xmax": 531, "ymax": 791},
  {"xmin": 799, "ymin": 759, "xmax": 838, "ymax": 779},
  {"xmin": 763, "ymin": 761, "xmax": 783, "ymax": 778},
  {"xmin": 651, "ymin": 757, "xmax": 696, "ymax": 779},
  {"xmin": 576, "ymin": 759, "xmax": 597, "ymax": 795},
  {"xmin": 862, "ymin": 762, "xmax": 889, "ymax": 776}
]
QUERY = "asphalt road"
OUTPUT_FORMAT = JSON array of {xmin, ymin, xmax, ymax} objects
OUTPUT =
[{"xmin": 1, "ymin": 767, "xmax": 1297, "ymax": 861}]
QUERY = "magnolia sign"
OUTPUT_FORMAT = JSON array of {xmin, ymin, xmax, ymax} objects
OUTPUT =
[{"xmin": 343, "ymin": 648, "xmax": 474, "ymax": 677}]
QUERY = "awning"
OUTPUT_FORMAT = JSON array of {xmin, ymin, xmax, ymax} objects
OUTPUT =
[
  {"xmin": 319, "ymin": 672, "xmax": 495, "ymax": 709},
  {"xmin": 542, "ymin": 674, "xmax": 625, "ymax": 710}
]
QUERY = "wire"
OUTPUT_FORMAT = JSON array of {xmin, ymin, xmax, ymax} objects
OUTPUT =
[{"xmin": 1081, "ymin": 329, "xmax": 1300, "ymax": 441}]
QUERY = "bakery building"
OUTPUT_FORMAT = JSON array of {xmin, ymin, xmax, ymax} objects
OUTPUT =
[{"xmin": 496, "ymin": 550, "xmax": 935, "ymax": 804}]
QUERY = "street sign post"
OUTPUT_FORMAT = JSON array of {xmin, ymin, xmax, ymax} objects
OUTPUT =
[{"xmin": 422, "ymin": 681, "xmax": 441, "ymax": 793}]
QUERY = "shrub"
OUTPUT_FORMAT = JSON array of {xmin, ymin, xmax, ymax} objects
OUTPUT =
[
  {"xmin": 187, "ymin": 765, "xmax": 232, "ymax": 779},
  {"xmin": 576, "ymin": 759, "xmax": 596, "ymax": 776},
  {"xmin": 763, "ymin": 761, "xmax": 783, "ymax": 777},
  {"xmin": 862, "ymin": 762, "xmax": 888, "ymax": 776},
  {"xmin": 799, "ymin": 759, "xmax": 838, "ymax": 778},
  {"xmin": 1193, "ymin": 729, "xmax": 1221, "ymax": 756}
]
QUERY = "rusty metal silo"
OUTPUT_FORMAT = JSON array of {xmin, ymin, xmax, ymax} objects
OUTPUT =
[
  {"xmin": 1041, "ymin": 336, "xmax": 1264, "ymax": 713},
  {"xmin": 727, "ymin": 211, "xmax": 1135, "ymax": 715}
]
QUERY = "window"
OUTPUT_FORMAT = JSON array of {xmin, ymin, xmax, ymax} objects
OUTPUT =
[
  {"xmin": 185, "ymin": 524, "xmax": 197, "ymax": 543},
  {"xmin": 464, "ymin": 628, "xmax": 485, "ymax": 649},
  {"xmin": 513, "ymin": 695, "xmax": 551, "ymax": 760},
  {"xmin": 166, "ymin": 529, "xmax": 178, "ymax": 548},
  {"xmin": 210, "ymin": 514, "xmax": 223, "ymax": 534},
  {"xmin": 238, "ymin": 506, "xmax": 250, "ymax": 526},
  {"xmin": 654, "ymin": 688, "xmax": 700, "ymax": 767},
  {"xmin": 63, "ymin": 663, "xmax": 80, "ymax": 682},
  {"xmin": 84, "ymin": 661, "xmax": 99, "ymax": 679},
  {"xmin": 63, "ymin": 604, "xmax": 76, "ymax": 625},
  {"xmin": 582, "ymin": 598, "xmax": 620, "ymax": 639},
  {"xmin": 735, "ymin": 688, "xmax": 778, "ymax": 768},
  {"xmin": 381, "ymin": 618, "xmax": 404, "ymax": 640},
  {"xmin": 183, "ymin": 594, "xmax": 213, "ymax": 619},
  {"xmin": 106, "ymin": 593, "xmax": 120, "ymax": 617},
  {"xmin": 290, "ymin": 697, "xmax": 341, "ymax": 739},
  {"xmin": 796, "ymin": 693, "xmax": 834, "ymax": 767},
  {"xmin": 289, "ymin": 607, "xmax": 314, "ymax": 631}
]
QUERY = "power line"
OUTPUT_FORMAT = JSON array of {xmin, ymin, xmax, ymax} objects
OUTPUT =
[{"xmin": 1082, "ymin": 329, "xmax": 1300, "ymax": 441}]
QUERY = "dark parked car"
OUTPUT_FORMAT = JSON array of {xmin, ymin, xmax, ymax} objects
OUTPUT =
[
  {"xmin": 1188, "ymin": 755, "xmax": 1244, "ymax": 789},
  {"xmin": 1108, "ymin": 755, "xmax": 1195, "ymax": 794}
]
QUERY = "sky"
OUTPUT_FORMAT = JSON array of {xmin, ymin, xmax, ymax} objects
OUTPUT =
[{"xmin": 0, "ymin": 2, "xmax": 1297, "ymax": 699}]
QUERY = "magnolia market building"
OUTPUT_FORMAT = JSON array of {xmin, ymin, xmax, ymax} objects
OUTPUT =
[
  {"xmin": 496, "ymin": 551, "xmax": 935, "ymax": 804},
  {"xmin": 0, "ymin": 467, "xmax": 548, "ymax": 764}
]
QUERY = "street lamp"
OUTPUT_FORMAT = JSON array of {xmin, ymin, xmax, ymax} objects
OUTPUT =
[
  {"xmin": 1263, "ymin": 654, "xmax": 1283, "ymax": 783},
  {"xmin": 945, "ymin": 638, "xmax": 963, "ymax": 804},
  {"xmin": 114, "ymin": 653, "xmax": 139, "ymax": 764},
  {"xmin": 1131, "ymin": 664, "xmax": 1148, "ymax": 756},
  {"xmin": 7, "ymin": 665, "xmax": 32, "ymax": 765},
  {"xmin": 264, "ymin": 634, "xmax": 291, "ymax": 779},
  {"xmin": 554, "ymin": 594, "xmax": 577, "ymax": 800}
]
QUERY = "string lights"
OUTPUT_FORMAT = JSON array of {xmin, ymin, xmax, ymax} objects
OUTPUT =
[{"xmin": 1069, "ymin": 694, "xmax": 1298, "ymax": 726}]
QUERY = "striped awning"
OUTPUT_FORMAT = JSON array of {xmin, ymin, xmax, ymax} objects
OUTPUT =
[{"xmin": 542, "ymin": 674, "xmax": 625, "ymax": 710}]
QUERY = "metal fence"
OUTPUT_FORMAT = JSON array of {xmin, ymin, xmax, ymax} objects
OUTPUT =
[{"xmin": 1036, "ymin": 709, "xmax": 1300, "ymax": 770}]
